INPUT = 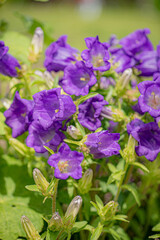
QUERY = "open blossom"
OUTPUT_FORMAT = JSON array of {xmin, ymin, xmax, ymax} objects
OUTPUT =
[
  {"xmin": 85, "ymin": 130, "xmax": 120, "ymax": 159},
  {"xmin": 0, "ymin": 41, "xmax": 21, "ymax": 77},
  {"xmin": 32, "ymin": 88, "xmax": 76, "ymax": 129},
  {"xmin": 127, "ymin": 119, "xmax": 160, "ymax": 161},
  {"xmin": 48, "ymin": 143, "xmax": 84, "ymax": 180},
  {"xmin": 60, "ymin": 61, "xmax": 97, "ymax": 96},
  {"xmin": 78, "ymin": 94, "xmax": 108, "ymax": 131},
  {"xmin": 4, "ymin": 92, "xmax": 33, "ymax": 138},
  {"xmin": 81, "ymin": 36, "xmax": 110, "ymax": 72},
  {"xmin": 26, "ymin": 121, "xmax": 64, "ymax": 153},
  {"xmin": 138, "ymin": 74, "xmax": 160, "ymax": 117},
  {"xmin": 44, "ymin": 35, "xmax": 78, "ymax": 72}
]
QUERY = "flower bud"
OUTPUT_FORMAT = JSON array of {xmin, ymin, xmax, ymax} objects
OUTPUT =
[
  {"xmin": 33, "ymin": 168, "xmax": 50, "ymax": 195},
  {"xmin": 9, "ymin": 138, "xmax": 31, "ymax": 156},
  {"xmin": 67, "ymin": 125, "xmax": 82, "ymax": 140},
  {"xmin": 100, "ymin": 106, "xmax": 114, "ymax": 121},
  {"xmin": 78, "ymin": 169, "xmax": 93, "ymax": 194},
  {"xmin": 48, "ymin": 212, "xmax": 63, "ymax": 230},
  {"xmin": 21, "ymin": 215, "xmax": 41, "ymax": 240},
  {"xmin": 122, "ymin": 134, "xmax": 137, "ymax": 163},
  {"xmin": 65, "ymin": 196, "xmax": 82, "ymax": 221},
  {"xmin": 116, "ymin": 68, "xmax": 132, "ymax": 95},
  {"xmin": 100, "ymin": 201, "xmax": 118, "ymax": 222},
  {"xmin": 28, "ymin": 27, "xmax": 44, "ymax": 63}
]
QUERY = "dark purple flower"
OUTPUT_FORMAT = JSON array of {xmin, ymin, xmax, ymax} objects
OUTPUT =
[
  {"xmin": 44, "ymin": 35, "xmax": 78, "ymax": 72},
  {"xmin": 119, "ymin": 28, "xmax": 153, "ymax": 57},
  {"xmin": 85, "ymin": 130, "xmax": 120, "ymax": 159},
  {"xmin": 4, "ymin": 92, "xmax": 33, "ymax": 138},
  {"xmin": 48, "ymin": 143, "xmax": 84, "ymax": 180},
  {"xmin": 32, "ymin": 88, "xmax": 76, "ymax": 129},
  {"xmin": 127, "ymin": 119, "xmax": 160, "ymax": 161},
  {"xmin": 78, "ymin": 94, "xmax": 108, "ymax": 131},
  {"xmin": 81, "ymin": 36, "xmax": 111, "ymax": 72},
  {"xmin": 108, "ymin": 35, "xmax": 119, "ymax": 48},
  {"xmin": 60, "ymin": 61, "xmax": 97, "ymax": 96},
  {"xmin": 0, "ymin": 41, "xmax": 21, "ymax": 77},
  {"xmin": 138, "ymin": 75, "xmax": 160, "ymax": 117},
  {"xmin": 26, "ymin": 121, "xmax": 64, "ymax": 153}
]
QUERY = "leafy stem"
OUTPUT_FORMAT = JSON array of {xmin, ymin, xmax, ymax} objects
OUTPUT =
[{"xmin": 52, "ymin": 179, "xmax": 59, "ymax": 214}]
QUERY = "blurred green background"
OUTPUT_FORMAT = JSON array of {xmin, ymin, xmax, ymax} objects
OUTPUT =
[{"xmin": 0, "ymin": 0, "xmax": 160, "ymax": 50}]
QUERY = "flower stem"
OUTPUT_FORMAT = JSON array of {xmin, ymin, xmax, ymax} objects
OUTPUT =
[
  {"xmin": 52, "ymin": 179, "xmax": 59, "ymax": 214},
  {"xmin": 114, "ymin": 162, "xmax": 129, "ymax": 202}
]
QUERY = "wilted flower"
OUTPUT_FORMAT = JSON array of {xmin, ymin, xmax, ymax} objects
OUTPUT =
[
  {"xmin": 85, "ymin": 130, "xmax": 120, "ymax": 159},
  {"xmin": 81, "ymin": 36, "xmax": 110, "ymax": 72},
  {"xmin": 4, "ymin": 91, "xmax": 33, "ymax": 138},
  {"xmin": 48, "ymin": 143, "xmax": 84, "ymax": 180},
  {"xmin": 60, "ymin": 61, "xmax": 97, "ymax": 96},
  {"xmin": 44, "ymin": 35, "xmax": 78, "ymax": 72},
  {"xmin": 0, "ymin": 41, "xmax": 20, "ymax": 77},
  {"xmin": 78, "ymin": 94, "xmax": 108, "ymax": 131}
]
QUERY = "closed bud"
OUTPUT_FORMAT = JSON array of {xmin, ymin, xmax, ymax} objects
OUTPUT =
[
  {"xmin": 116, "ymin": 68, "xmax": 132, "ymax": 95},
  {"xmin": 33, "ymin": 168, "xmax": 50, "ymax": 195},
  {"xmin": 67, "ymin": 125, "xmax": 82, "ymax": 140},
  {"xmin": 122, "ymin": 134, "xmax": 137, "ymax": 163},
  {"xmin": 21, "ymin": 215, "xmax": 41, "ymax": 240},
  {"xmin": 78, "ymin": 169, "xmax": 93, "ymax": 194},
  {"xmin": 64, "ymin": 196, "xmax": 82, "ymax": 225},
  {"xmin": 48, "ymin": 212, "xmax": 63, "ymax": 230},
  {"xmin": 100, "ymin": 201, "xmax": 118, "ymax": 222},
  {"xmin": 28, "ymin": 27, "xmax": 44, "ymax": 63},
  {"xmin": 9, "ymin": 138, "xmax": 31, "ymax": 157},
  {"xmin": 100, "ymin": 106, "xmax": 114, "ymax": 121}
]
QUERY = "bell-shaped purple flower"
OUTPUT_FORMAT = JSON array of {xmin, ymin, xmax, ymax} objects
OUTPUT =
[
  {"xmin": 81, "ymin": 36, "xmax": 111, "ymax": 72},
  {"xmin": 4, "ymin": 92, "xmax": 33, "ymax": 138},
  {"xmin": 119, "ymin": 28, "xmax": 153, "ymax": 57},
  {"xmin": 138, "ymin": 74, "xmax": 160, "ymax": 117},
  {"xmin": 32, "ymin": 88, "xmax": 76, "ymax": 129},
  {"xmin": 60, "ymin": 61, "xmax": 97, "ymax": 96},
  {"xmin": 48, "ymin": 143, "xmax": 84, "ymax": 180},
  {"xmin": 0, "ymin": 41, "xmax": 21, "ymax": 77},
  {"xmin": 26, "ymin": 121, "xmax": 64, "ymax": 153},
  {"xmin": 85, "ymin": 130, "xmax": 120, "ymax": 159},
  {"xmin": 44, "ymin": 35, "xmax": 78, "ymax": 72},
  {"xmin": 78, "ymin": 94, "xmax": 108, "ymax": 131},
  {"xmin": 127, "ymin": 119, "xmax": 160, "ymax": 161}
]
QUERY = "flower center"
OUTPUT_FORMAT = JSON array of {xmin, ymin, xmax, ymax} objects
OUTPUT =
[
  {"xmin": 148, "ymin": 92, "xmax": 160, "ymax": 110},
  {"xmin": 58, "ymin": 160, "xmax": 69, "ymax": 173},
  {"xmin": 80, "ymin": 74, "xmax": 90, "ymax": 82},
  {"xmin": 92, "ymin": 54, "xmax": 104, "ymax": 68}
]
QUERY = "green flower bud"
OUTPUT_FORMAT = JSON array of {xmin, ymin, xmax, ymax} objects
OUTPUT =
[
  {"xmin": 33, "ymin": 168, "xmax": 50, "ymax": 196},
  {"xmin": 78, "ymin": 169, "xmax": 93, "ymax": 194},
  {"xmin": 100, "ymin": 201, "xmax": 118, "ymax": 222},
  {"xmin": 67, "ymin": 125, "xmax": 82, "ymax": 140},
  {"xmin": 21, "ymin": 216, "xmax": 41, "ymax": 240},
  {"xmin": 122, "ymin": 134, "xmax": 137, "ymax": 163},
  {"xmin": 48, "ymin": 212, "xmax": 63, "ymax": 231},
  {"xmin": 116, "ymin": 68, "xmax": 132, "ymax": 95}
]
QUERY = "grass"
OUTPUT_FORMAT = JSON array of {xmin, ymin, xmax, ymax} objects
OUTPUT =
[{"xmin": 0, "ymin": 1, "xmax": 160, "ymax": 50}]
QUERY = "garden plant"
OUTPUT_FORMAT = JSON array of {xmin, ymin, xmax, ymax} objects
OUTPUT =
[{"xmin": 0, "ymin": 11, "xmax": 160, "ymax": 240}]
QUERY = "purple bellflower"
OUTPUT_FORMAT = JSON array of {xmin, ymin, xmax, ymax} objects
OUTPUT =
[
  {"xmin": 4, "ymin": 92, "xmax": 33, "ymax": 138},
  {"xmin": 60, "ymin": 61, "xmax": 97, "ymax": 96},
  {"xmin": 127, "ymin": 119, "xmax": 160, "ymax": 161},
  {"xmin": 78, "ymin": 94, "xmax": 108, "ymax": 131},
  {"xmin": 0, "ymin": 41, "xmax": 21, "ymax": 77},
  {"xmin": 26, "ymin": 121, "xmax": 64, "ymax": 153},
  {"xmin": 81, "ymin": 36, "xmax": 111, "ymax": 72},
  {"xmin": 48, "ymin": 143, "xmax": 84, "ymax": 180},
  {"xmin": 85, "ymin": 130, "xmax": 120, "ymax": 159},
  {"xmin": 32, "ymin": 88, "xmax": 76, "ymax": 129},
  {"xmin": 44, "ymin": 35, "xmax": 78, "ymax": 72},
  {"xmin": 138, "ymin": 74, "xmax": 160, "ymax": 117}
]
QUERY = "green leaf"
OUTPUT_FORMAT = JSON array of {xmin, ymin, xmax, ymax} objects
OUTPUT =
[
  {"xmin": 75, "ymin": 120, "xmax": 86, "ymax": 137},
  {"xmin": 0, "ymin": 112, "xmax": 6, "ymax": 135},
  {"xmin": 90, "ymin": 223, "xmax": 103, "ymax": 240},
  {"xmin": 25, "ymin": 185, "xmax": 40, "ymax": 192},
  {"xmin": 152, "ymin": 222, "xmax": 160, "ymax": 231},
  {"xmin": 107, "ymin": 170, "xmax": 125, "ymax": 185},
  {"xmin": 107, "ymin": 163, "xmax": 117, "ymax": 173},
  {"xmin": 83, "ymin": 224, "xmax": 94, "ymax": 233},
  {"xmin": 46, "ymin": 229, "xmax": 60, "ymax": 240},
  {"xmin": 131, "ymin": 162, "xmax": 149, "ymax": 173},
  {"xmin": 149, "ymin": 234, "xmax": 160, "ymax": 239},
  {"xmin": 90, "ymin": 201, "xmax": 100, "ymax": 213},
  {"xmin": 64, "ymin": 139, "xmax": 81, "ymax": 146},
  {"xmin": 108, "ymin": 228, "xmax": 121, "ymax": 240},
  {"xmin": 46, "ymin": 178, "xmax": 55, "ymax": 194},
  {"xmin": 43, "ymin": 146, "xmax": 54, "ymax": 155},
  {"xmin": 72, "ymin": 221, "xmax": 88, "ymax": 233},
  {"xmin": 34, "ymin": 0, "xmax": 49, "ymax": 2},
  {"xmin": 112, "ymin": 215, "xmax": 129, "ymax": 223},
  {"xmin": 75, "ymin": 92, "xmax": 98, "ymax": 106},
  {"xmin": 95, "ymin": 195, "xmax": 104, "ymax": 209},
  {"xmin": 122, "ymin": 184, "xmax": 140, "ymax": 206}
]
